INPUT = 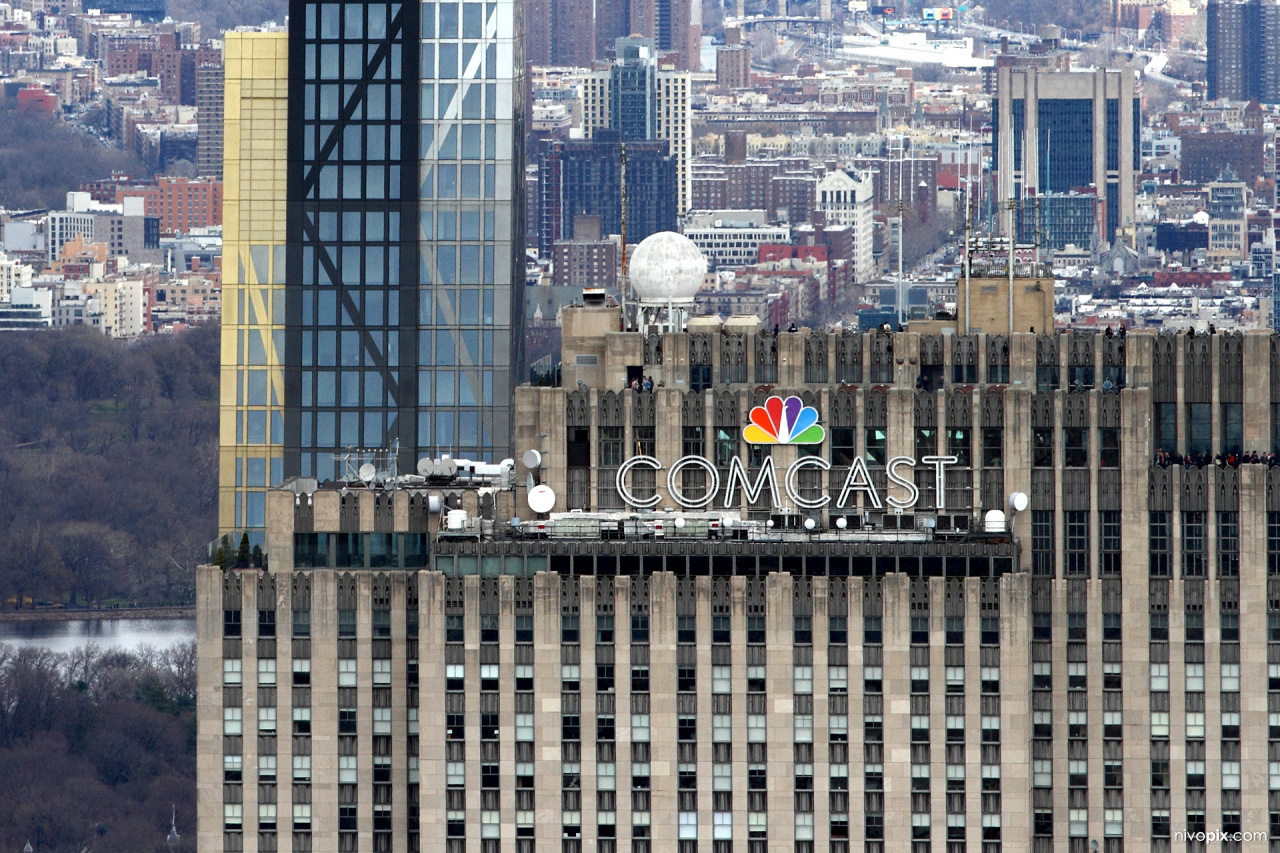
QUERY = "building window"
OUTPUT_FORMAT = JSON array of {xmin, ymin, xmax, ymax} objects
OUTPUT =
[
  {"xmin": 1222, "ymin": 403, "xmax": 1243, "ymax": 455},
  {"xmin": 1218, "ymin": 511, "xmax": 1239, "ymax": 577},
  {"xmin": 1099, "ymin": 510, "xmax": 1121, "ymax": 576},
  {"xmin": 831, "ymin": 428, "xmax": 855, "ymax": 468},
  {"xmin": 982, "ymin": 428, "xmax": 1002, "ymax": 468},
  {"xmin": 866, "ymin": 429, "xmax": 886, "ymax": 466},
  {"xmin": 1154, "ymin": 402, "xmax": 1177, "ymax": 455},
  {"xmin": 1270, "ymin": 512, "xmax": 1280, "ymax": 576},
  {"xmin": 915, "ymin": 428, "xmax": 937, "ymax": 461},
  {"xmin": 947, "ymin": 428, "xmax": 971, "ymax": 468},
  {"xmin": 1063, "ymin": 428, "xmax": 1088, "ymax": 467},
  {"xmin": 1187, "ymin": 403, "xmax": 1211, "ymax": 456},
  {"xmin": 1182, "ymin": 511, "xmax": 1206, "ymax": 577},
  {"xmin": 1149, "ymin": 511, "xmax": 1171, "ymax": 577},
  {"xmin": 1032, "ymin": 428, "xmax": 1053, "ymax": 467},
  {"xmin": 1031, "ymin": 511, "xmax": 1054, "ymax": 576},
  {"xmin": 1064, "ymin": 511, "xmax": 1089, "ymax": 576}
]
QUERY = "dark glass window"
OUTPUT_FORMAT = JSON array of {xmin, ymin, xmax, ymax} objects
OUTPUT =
[
  {"xmin": 982, "ymin": 428, "xmax": 1002, "ymax": 468},
  {"xmin": 1270, "ymin": 512, "xmax": 1280, "ymax": 576},
  {"xmin": 1218, "ymin": 512, "xmax": 1239, "ymax": 577},
  {"xmin": 1100, "ymin": 428, "xmax": 1119, "ymax": 468},
  {"xmin": 1064, "ymin": 511, "xmax": 1088, "ymax": 577},
  {"xmin": 1222, "ymin": 403, "xmax": 1243, "ymax": 455},
  {"xmin": 1032, "ymin": 428, "xmax": 1053, "ymax": 467},
  {"xmin": 1155, "ymin": 403, "xmax": 1177, "ymax": 455},
  {"xmin": 1187, "ymin": 403, "xmax": 1211, "ymax": 456},
  {"xmin": 865, "ymin": 429, "xmax": 887, "ymax": 466},
  {"xmin": 1099, "ymin": 510, "xmax": 1121, "ymax": 576},
  {"xmin": 1182, "ymin": 511, "xmax": 1206, "ymax": 577},
  {"xmin": 1031, "ymin": 510, "xmax": 1054, "ymax": 577},
  {"xmin": 915, "ymin": 428, "xmax": 937, "ymax": 461},
  {"xmin": 830, "ymin": 428, "xmax": 856, "ymax": 468},
  {"xmin": 715, "ymin": 428, "xmax": 738, "ymax": 468},
  {"xmin": 947, "ymin": 428, "xmax": 971, "ymax": 467},
  {"xmin": 599, "ymin": 426, "xmax": 624, "ymax": 468},
  {"xmin": 1064, "ymin": 428, "xmax": 1088, "ymax": 467},
  {"xmin": 338, "ymin": 609, "xmax": 357, "ymax": 638},
  {"xmin": 1149, "ymin": 511, "xmax": 1171, "ymax": 577}
]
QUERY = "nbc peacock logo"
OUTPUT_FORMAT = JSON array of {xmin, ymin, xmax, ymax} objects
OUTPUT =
[{"xmin": 743, "ymin": 395, "xmax": 826, "ymax": 445}]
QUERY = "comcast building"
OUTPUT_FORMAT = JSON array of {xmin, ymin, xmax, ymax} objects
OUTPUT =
[{"xmin": 199, "ymin": 307, "xmax": 1280, "ymax": 853}]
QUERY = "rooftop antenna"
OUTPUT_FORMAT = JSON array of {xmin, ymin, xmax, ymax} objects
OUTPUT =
[
  {"xmin": 964, "ymin": 136, "xmax": 973, "ymax": 334},
  {"xmin": 1007, "ymin": 197, "xmax": 1018, "ymax": 336},
  {"xmin": 896, "ymin": 135, "xmax": 906, "ymax": 326},
  {"xmin": 620, "ymin": 141, "xmax": 629, "ymax": 331}
]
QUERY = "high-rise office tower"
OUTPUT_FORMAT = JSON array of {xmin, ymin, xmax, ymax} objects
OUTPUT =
[
  {"xmin": 582, "ymin": 37, "xmax": 691, "ymax": 214},
  {"xmin": 994, "ymin": 67, "xmax": 1138, "ymax": 244},
  {"xmin": 219, "ymin": 1, "xmax": 525, "ymax": 539},
  {"xmin": 1206, "ymin": 0, "xmax": 1280, "ymax": 102}
]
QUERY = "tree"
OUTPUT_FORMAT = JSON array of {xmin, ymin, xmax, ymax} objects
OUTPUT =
[{"xmin": 56, "ymin": 523, "xmax": 130, "ymax": 607}]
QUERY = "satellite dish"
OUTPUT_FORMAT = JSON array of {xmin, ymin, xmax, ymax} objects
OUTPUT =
[
  {"xmin": 417, "ymin": 457, "xmax": 435, "ymax": 477},
  {"xmin": 523, "ymin": 449, "xmax": 543, "ymax": 470},
  {"xmin": 1009, "ymin": 492, "xmax": 1029, "ymax": 513},
  {"xmin": 528, "ymin": 485, "xmax": 556, "ymax": 514},
  {"xmin": 358, "ymin": 463, "xmax": 377, "ymax": 483}
]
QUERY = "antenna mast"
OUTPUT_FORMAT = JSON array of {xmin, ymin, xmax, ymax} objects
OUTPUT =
[{"xmin": 620, "ymin": 141, "xmax": 629, "ymax": 331}]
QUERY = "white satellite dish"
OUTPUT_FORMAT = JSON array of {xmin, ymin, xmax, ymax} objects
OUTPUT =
[
  {"xmin": 523, "ymin": 449, "xmax": 543, "ymax": 470},
  {"xmin": 528, "ymin": 485, "xmax": 556, "ymax": 514},
  {"xmin": 416, "ymin": 457, "xmax": 434, "ymax": 477},
  {"xmin": 358, "ymin": 463, "xmax": 377, "ymax": 482},
  {"xmin": 1009, "ymin": 492, "xmax": 1029, "ymax": 513}
]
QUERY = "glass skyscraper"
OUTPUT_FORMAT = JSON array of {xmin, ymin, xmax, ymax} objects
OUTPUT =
[{"xmin": 220, "ymin": 0, "xmax": 525, "ymax": 538}]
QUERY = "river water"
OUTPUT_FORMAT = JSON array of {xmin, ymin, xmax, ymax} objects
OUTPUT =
[{"xmin": 0, "ymin": 617, "xmax": 196, "ymax": 654}]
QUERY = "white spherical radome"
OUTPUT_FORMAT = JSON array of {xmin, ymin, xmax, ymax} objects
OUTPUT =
[{"xmin": 628, "ymin": 231, "xmax": 707, "ymax": 303}]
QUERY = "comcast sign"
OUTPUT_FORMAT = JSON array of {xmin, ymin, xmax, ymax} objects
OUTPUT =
[{"xmin": 615, "ymin": 396, "xmax": 957, "ymax": 511}]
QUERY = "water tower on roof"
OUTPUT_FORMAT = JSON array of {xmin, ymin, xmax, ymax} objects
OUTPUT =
[{"xmin": 628, "ymin": 231, "xmax": 707, "ymax": 335}]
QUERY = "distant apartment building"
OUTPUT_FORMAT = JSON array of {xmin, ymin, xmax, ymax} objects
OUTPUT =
[
  {"xmin": 851, "ymin": 156, "xmax": 939, "ymax": 218},
  {"xmin": 525, "ymin": 0, "xmax": 596, "ymax": 66},
  {"xmin": 82, "ymin": 277, "xmax": 147, "ymax": 337},
  {"xmin": 102, "ymin": 31, "xmax": 221, "ymax": 105},
  {"xmin": 46, "ymin": 192, "xmax": 161, "ymax": 265},
  {"xmin": 551, "ymin": 217, "xmax": 619, "ymax": 290},
  {"xmin": 1207, "ymin": 0, "xmax": 1280, "ymax": 102},
  {"xmin": 1179, "ymin": 130, "xmax": 1265, "ymax": 185},
  {"xmin": 815, "ymin": 170, "xmax": 875, "ymax": 282},
  {"xmin": 195, "ymin": 61, "xmax": 224, "ymax": 178},
  {"xmin": 715, "ymin": 44, "xmax": 750, "ymax": 88},
  {"xmin": 115, "ymin": 176, "xmax": 223, "ymax": 234},
  {"xmin": 0, "ymin": 250, "xmax": 33, "ymax": 302},
  {"xmin": 1207, "ymin": 181, "xmax": 1249, "ymax": 263}
]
